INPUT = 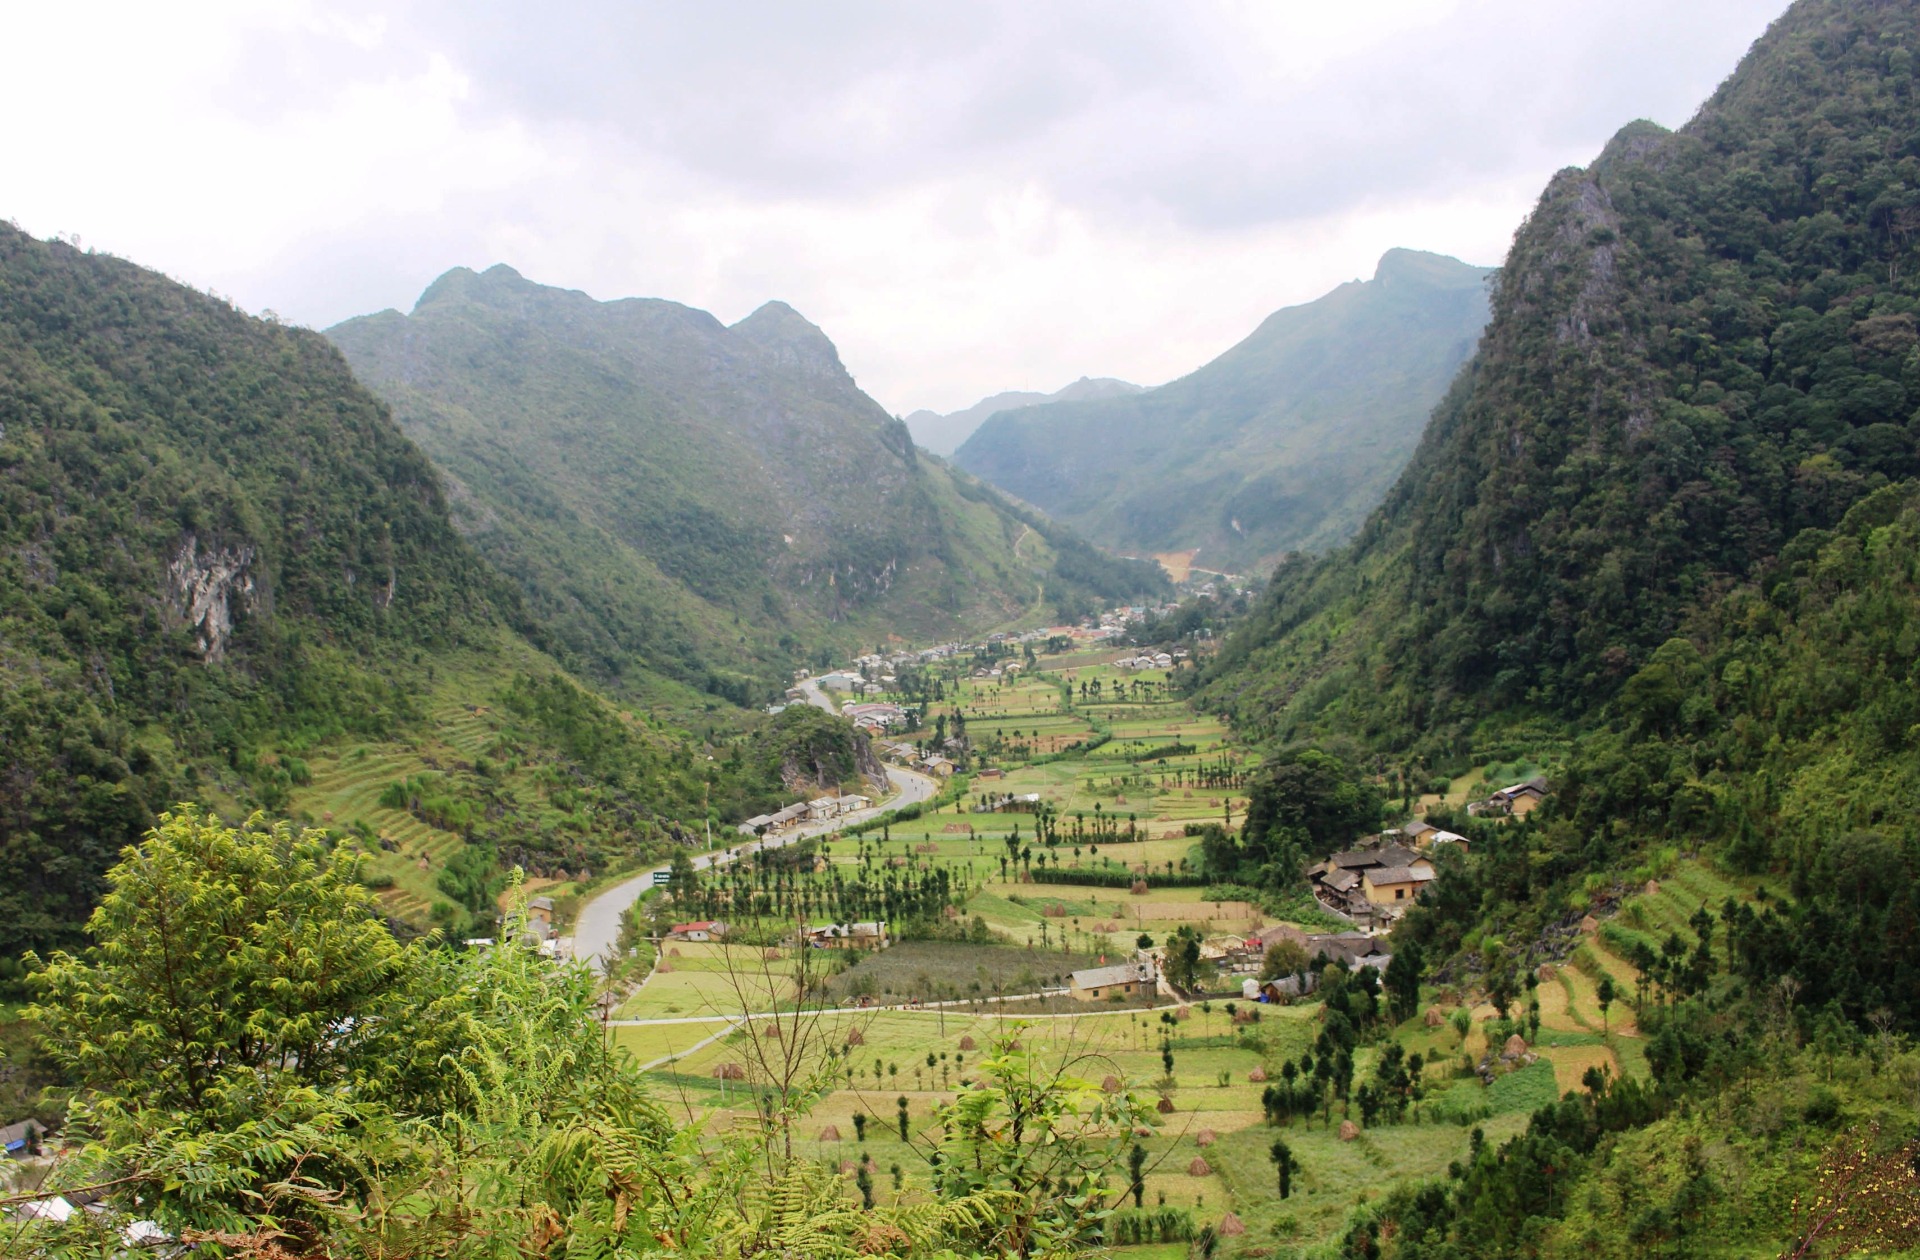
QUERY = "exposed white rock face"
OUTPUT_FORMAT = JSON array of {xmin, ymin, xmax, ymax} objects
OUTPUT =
[{"xmin": 166, "ymin": 535, "xmax": 259, "ymax": 660}]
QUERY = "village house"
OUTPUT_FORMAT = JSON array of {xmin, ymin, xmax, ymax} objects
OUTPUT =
[
  {"xmin": 737, "ymin": 813, "xmax": 775, "ymax": 836},
  {"xmin": 1308, "ymin": 842, "xmax": 1435, "ymax": 922},
  {"xmin": 806, "ymin": 797, "xmax": 841, "ymax": 821},
  {"xmin": 1468, "ymin": 777, "xmax": 1550, "ymax": 817},
  {"xmin": 667, "ymin": 920, "xmax": 726, "ymax": 942},
  {"xmin": 1069, "ymin": 959, "xmax": 1156, "ymax": 1002},
  {"xmin": 920, "ymin": 755, "xmax": 956, "ymax": 778},
  {"xmin": 526, "ymin": 896, "xmax": 555, "ymax": 938},
  {"xmin": 804, "ymin": 920, "xmax": 890, "ymax": 950},
  {"xmin": 1362, "ymin": 864, "xmax": 1438, "ymax": 907}
]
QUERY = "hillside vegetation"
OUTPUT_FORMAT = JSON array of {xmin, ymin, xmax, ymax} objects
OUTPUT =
[
  {"xmin": 329, "ymin": 268, "xmax": 1165, "ymax": 704},
  {"xmin": 0, "ymin": 227, "xmax": 813, "ymax": 954},
  {"xmin": 955, "ymin": 250, "xmax": 1491, "ymax": 571},
  {"xmin": 1191, "ymin": 4, "xmax": 1920, "ymax": 1253}
]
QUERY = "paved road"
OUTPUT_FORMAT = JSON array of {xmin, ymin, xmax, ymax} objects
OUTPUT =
[{"xmin": 572, "ymin": 678, "xmax": 936, "ymax": 972}]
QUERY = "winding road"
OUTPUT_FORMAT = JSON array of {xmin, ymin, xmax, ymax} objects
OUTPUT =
[{"xmin": 571, "ymin": 677, "xmax": 937, "ymax": 972}]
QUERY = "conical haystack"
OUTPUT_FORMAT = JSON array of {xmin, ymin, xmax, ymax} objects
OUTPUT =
[
  {"xmin": 1504, "ymin": 1033, "xmax": 1528, "ymax": 1058},
  {"xmin": 1339, "ymin": 1120, "xmax": 1360, "ymax": 1141},
  {"xmin": 1187, "ymin": 1157, "xmax": 1211, "ymax": 1177},
  {"xmin": 818, "ymin": 1125, "xmax": 842, "ymax": 1142},
  {"xmin": 1247, "ymin": 1066, "xmax": 1268, "ymax": 1082},
  {"xmin": 845, "ymin": 1028, "xmax": 865, "ymax": 1046},
  {"xmin": 1218, "ymin": 1212, "xmax": 1246, "ymax": 1237},
  {"xmin": 1424, "ymin": 1006, "xmax": 1446, "ymax": 1027},
  {"xmin": 1156, "ymin": 1096, "xmax": 1176, "ymax": 1114},
  {"xmin": 1195, "ymin": 1129, "xmax": 1217, "ymax": 1147},
  {"xmin": 1101, "ymin": 1074, "xmax": 1124, "ymax": 1094},
  {"xmin": 959, "ymin": 1035, "xmax": 977, "ymax": 1051}
]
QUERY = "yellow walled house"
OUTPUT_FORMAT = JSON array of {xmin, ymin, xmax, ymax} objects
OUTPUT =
[
  {"xmin": 1069, "ymin": 960, "xmax": 1156, "ymax": 1002},
  {"xmin": 1361, "ymin": 862, "xmax": 1437, "ymax": 906}
]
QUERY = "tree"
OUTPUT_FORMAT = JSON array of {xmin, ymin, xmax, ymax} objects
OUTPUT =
[
  {"xmin": 1597, "ymin": 974, "xmax": 1617, "ymax": 1037},
  {"xmin": 1128, "ymin": 1142, "xmax": 1148, "ymax": 1208},
  {"xmin": 853, "ymin": 1112, "xmax": 867, "ymax": 1142},
  {"xmin": 1259, "ymin": 939, "xmax": 1311, "ymax": 982},
  {"xmin": 1269, "ymin": 1138, "xmax": 1296, "ymax": 1198},
  {"xmin": 1137, "ymin": 933, "xmax": 1155, "ymax": 950},
  {"xmin": 897, "ymin": 1094, "xmax": 911, "ymax": 1141},
  {"xmin": 1384, "ymin": 936, "xmax": 1425, "ymax": 1023},
  {"xmin": 32, "ymin": 807, "xmax": 412, "ymax": 1121},
  {"xmin": 931, "ymin": 1027, "xmax": 1147, "ymax": 1256},
  {"xmin": 1163, "ymin": 925, "xmax": 1206, "ymax": 990}
]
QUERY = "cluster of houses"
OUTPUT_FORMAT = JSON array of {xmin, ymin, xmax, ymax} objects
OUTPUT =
[
  {"xmin": 1308, "ymin": 841, "xmax": 1439, "ymax": 925},
  {"xmin": 842, "ymin": 701, "xmax": 909, "ymax": 732},
  {"xmin": 735, "ymin": 792, "xmax": 873, "ymax": 837},
  {"xmin": 663, "ymin": 917, "xmax": 889, "ymax": 951},
  {"xmin": 1112, "ymin": 650, "xmax": 1178, "ymax": 671}
]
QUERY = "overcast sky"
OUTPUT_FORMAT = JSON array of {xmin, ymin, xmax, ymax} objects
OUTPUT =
[{"xmin": 4, "ymin": 0, "xmax": 1787, "ymax": 415}]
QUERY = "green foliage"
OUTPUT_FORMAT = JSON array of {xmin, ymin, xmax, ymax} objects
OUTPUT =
[{"xmin": 1205, "ymin": 0, "xmax": 1920, "ymax": 748}]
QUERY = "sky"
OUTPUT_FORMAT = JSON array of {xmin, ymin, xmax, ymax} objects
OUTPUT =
[{"xmin": 3, "ymin": 0, "xmax": 1789, "ymax": 416}]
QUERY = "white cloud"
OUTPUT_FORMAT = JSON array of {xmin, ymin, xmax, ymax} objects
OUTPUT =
[{"xmin": 0, "ymin": 0, "xmax": 1789, "ymax": 414}]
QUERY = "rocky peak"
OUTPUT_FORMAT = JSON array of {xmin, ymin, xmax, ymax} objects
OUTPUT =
[{"xmin": 730, "ymin": 300, "xmax": 848, "ymax": 381}]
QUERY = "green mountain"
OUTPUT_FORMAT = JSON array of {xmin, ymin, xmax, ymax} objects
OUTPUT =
[
  {"xmin": 328, "ymin": 269, "xmax": 1166, "ymax": 701},
  {"xmin": 953, "ymin": 250, "xmax": 1492, "ymax": 571},
  {"xmin": 0, "ymin": 226, "xmax": 822, "ymax": 955},
  {"xmin": 1202, "ymin": 0, "xmax": 1920, "ymax": 749},
  {"xmin": 904, "ymin": 376, "xmax": 1141, "ymax": 457},
  {"xmin": 1198, "ymin": 7, "xmax": 1920, "ymax": 1248}
]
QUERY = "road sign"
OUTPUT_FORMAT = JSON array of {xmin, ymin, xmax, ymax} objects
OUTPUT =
[{"xmin": 651, "ymin": 870, "xmax": 671, "ymax": 886}]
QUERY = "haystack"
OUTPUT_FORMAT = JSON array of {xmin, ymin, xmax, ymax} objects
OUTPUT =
[
  {"xmin": 656, "ymin": 961, "xmax": 673, "ymax": 974},
  {"xmin": 959, "ymin": 1035, "xmax": 977, "ymax": 1051},
  {"xmin": 1156, "ymin": 1096, "xmax": 1176, "ymax": 1114},
  {"xmin": 1246, "ymin": 1066, "xmax": 1268, "ymax": 1082},
  {"xmin": 818, "ymin": 1125, "xmax": 842, "ymax": 1142},
  {"xmin": 1339, "ymin": 1120, "xmax": 1360, "ymax": 1141},
  {"xmin": 845, "ymin": 1028, "xmax": 865, "ymax": 1046},
  {"xmin": 1504, "ymin": 1033, "xmax": 1528, "ymax": 1058},
  {"xmin": 1101, "ymin": 1074, "xmax": 1124, "ymax": 1094},
  {"xmin": 838, "ymin": 1160, "xmax": 856, "ymax": 1175},
  {"xmin": 763, "ymin": 947, "xmax": 783, "ymax": 960},
  {"xmin": 1217, "ymin": 1212, "xmax": 1246, "ymax": 1237},
  {"xmin": 1644, "ymin": 879, "xmax": 1661, "ymax": 896},
  {"xmin": 1536, "ymin": 963, "xmax": 1557, "ymax": 982},
  {"xmin": 1132, "ymin": 1125, "xmax": 1156, "ymax": 1137},
  {"xmin": 1130, "ymin": 880, "xmax": 1150, "ymax": 896},
  {"xmin": 759, "ymin": 1022, "xmax": 781, "ymax": 1040},
  {"xmin": 1186, "ymin": 1157, "xmax": 1211, "ymax": 1177},
  {"xmin": 1195, "ymin": 1129, "xmax": 1217, "ymax": 1147},
  {"xmin": 1579, "ymin": 915, "xmax": 1600, "ymax": 934},
  {"xmin": 1424, "ymin": 1006, "xmax": 1446, "ymax": 1027},
  {"xmin": 669, "ymin": 947, "xmax": 682, "ymax": 957},
  {"xmin": 1175, "ymin": 1005, "xmax": 1192, "ymax": 1020},
  {"xmin": 711, "ymin": 1062, "xmax": 746, "ymax": 1080}
]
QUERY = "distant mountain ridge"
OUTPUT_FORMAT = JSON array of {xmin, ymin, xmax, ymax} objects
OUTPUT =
[
  {"xmin": 953, "ymin": 249, "xmax": 1492, "ymax": 571},
  {"xmin": 905, "ymin": 377, "xmax": 1142, "ymax": 456},
  {"xmin": 328, "ymin": 267, "xmax": 1166, "ymax": 701}
]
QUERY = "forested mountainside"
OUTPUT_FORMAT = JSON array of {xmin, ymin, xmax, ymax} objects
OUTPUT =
[
  {"xmin": 1204, "ymin": 0, "xmax": 1920, "ymax": 747},
  {"xmin": 0, "ymin": 227, "xmax": 823, "ymax": 955},
  {"xmin": 904, "ymin": 376, "xmax": 1141, "ymax": 457},
  {"xmin": 954, "ymin": 250, "xmax": 1491, "ymax": 571},
  {"xmin": 329, "ymin": 268, "xmax": 1165, "ymax": 703},
  {"xmin": 1192, "ymin": 7, "xmax": 1920, "ymax": 1251}
]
